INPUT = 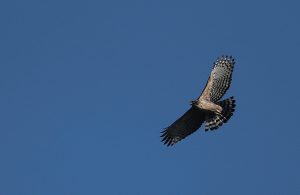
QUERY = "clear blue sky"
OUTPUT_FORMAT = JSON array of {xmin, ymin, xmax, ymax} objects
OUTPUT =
[{"xmin": 1, "ymin": 0, "xmax": 299, "ymax": 194}]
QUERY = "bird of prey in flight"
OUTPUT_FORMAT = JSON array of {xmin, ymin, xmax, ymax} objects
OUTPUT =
[{"xmin": 161, "ymin": 55, "xmax": 236, "ymax": 146}]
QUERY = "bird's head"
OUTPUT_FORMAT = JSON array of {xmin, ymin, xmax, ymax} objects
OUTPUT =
[{"xmin": 190, "ymin": 100, "xmax": 198, "ymax": 106}]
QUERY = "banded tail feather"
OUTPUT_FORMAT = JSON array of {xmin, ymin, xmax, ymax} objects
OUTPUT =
[{"xmin": 205, "ymin": 96, "xmax": 236, "ymax": 131}]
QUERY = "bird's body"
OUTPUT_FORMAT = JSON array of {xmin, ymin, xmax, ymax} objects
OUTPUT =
[
  {"xmin": 193, "ymin": 99, "xmax": 223, "ymax": 114},
  {"xmin": 161, "ymin": 55, "xmax": 236, "ymax": 146}
]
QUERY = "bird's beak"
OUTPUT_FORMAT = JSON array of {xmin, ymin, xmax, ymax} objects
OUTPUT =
[{"xmin": 190, "ymin": 100, "xmax": 196, "ymax": 105}]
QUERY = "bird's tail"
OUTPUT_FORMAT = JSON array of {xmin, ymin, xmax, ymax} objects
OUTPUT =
[{"xmin": 205, "ymin": 96, "xmax": 236, "ymax": 131}]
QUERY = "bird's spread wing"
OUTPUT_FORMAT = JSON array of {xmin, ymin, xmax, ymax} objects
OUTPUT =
[
  {"xmin": 161, "ymin": 107, "xmax": 205, "ymax": 146},
  {"xmin": 198, "ymin": 56, "xmax": 235, "ymax": 102}
]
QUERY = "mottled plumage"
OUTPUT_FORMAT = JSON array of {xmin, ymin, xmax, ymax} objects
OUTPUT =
[{"xmin": 161, "ymin": 55, "xmax": 236, "ymax": 146}]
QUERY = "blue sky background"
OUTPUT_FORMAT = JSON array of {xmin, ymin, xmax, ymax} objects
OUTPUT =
[{"xmin": 1, "ymin": 0, "xmax": 299, "ymax": 194}]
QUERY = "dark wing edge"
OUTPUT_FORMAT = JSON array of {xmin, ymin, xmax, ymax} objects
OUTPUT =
[{"xmin": 160, "ymin": 107, "xmax": 205, "ymax": 146}]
